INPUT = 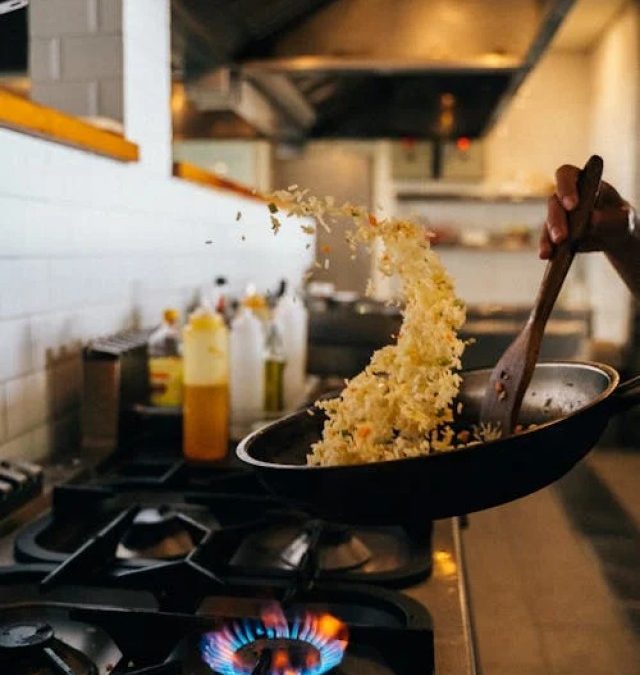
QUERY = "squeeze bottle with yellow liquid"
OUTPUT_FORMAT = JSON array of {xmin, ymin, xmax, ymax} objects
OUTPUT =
[
  {"xmin": 148, "ymin": 309, "xmax": 183, "ymax": 407},
  {"xmin": 182, "ymin": 309, "xmax": 229, "ymax": 461}
]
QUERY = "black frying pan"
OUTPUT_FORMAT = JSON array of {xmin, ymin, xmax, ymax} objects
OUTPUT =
[{"xmin": 237, "ymin": 362, "xmax": 640, "ymax": 524}]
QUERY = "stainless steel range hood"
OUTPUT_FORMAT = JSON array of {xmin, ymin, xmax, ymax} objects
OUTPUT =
[{"xmin": 172, "ymin": 0, "xmax": 577, "ymax": 141}]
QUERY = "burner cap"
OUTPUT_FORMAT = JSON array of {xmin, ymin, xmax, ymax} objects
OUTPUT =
[
  {"xmin": 132, "ymin": 506, "xmax": 174, "ymax": 525},
  {"xmin": 201, "ymin": 609, "xmax": 347, "ymax": 675},
  {"xmin": 316, "ymin": 522, "xmax": 353, "ymax": 546},
  {"xmin": 117, "ymin": 506, "xmax": 196, "ymax": 560},
  {"xmin": 0, "ymin": 623, "xmax": 54, "ymax": 652},
  {"xmin": 238, "ymin": 638, "xmax": 321, "ymax": 672},
  {"xmin": 281, "ymin": 522, "xmax": 372, "ymax": 571}
]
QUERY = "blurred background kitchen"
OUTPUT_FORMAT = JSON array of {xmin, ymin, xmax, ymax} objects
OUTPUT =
[{"xmin": 0, "ymin": 1, "xmax": 639, "ymax": 674}]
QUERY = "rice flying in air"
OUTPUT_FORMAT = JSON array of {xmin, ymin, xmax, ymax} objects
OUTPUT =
[{"xmin": 268, "ymin": 190, "xmax": 468, "ymax": 466}]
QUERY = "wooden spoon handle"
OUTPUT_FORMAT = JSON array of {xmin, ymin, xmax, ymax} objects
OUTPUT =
[
  {"xmin": 529, "ymin": 155, "xmax": 603, "ymax": 330},
  {"xmin": 480, "ymin": 156, "xmax": 603, "ymax": 434}
]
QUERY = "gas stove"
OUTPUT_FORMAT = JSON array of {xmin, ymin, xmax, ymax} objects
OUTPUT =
[
  {"xmin": 0, "ymin": 449, "xmax": 476, "ymax": 674},
  {"xmin": 0, "ymin": 459, "xmax": 43, "ymax": 518},
  {"xmin": 0, "ymin": 564, "xmax": 432, "ymax": 674},
  {"xmin": 14, "ymin": 456, "xmax": 432, "ymax": 589}
]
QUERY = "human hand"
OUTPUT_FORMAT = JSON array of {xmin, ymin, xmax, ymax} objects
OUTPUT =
[{"xmin": 540, "ymin": 164, "xmax": 631, "ymax": 259}]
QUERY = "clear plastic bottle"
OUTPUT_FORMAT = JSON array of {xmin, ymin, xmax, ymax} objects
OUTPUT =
[
  {"xmin": 263, "ymin": 320, "xmax": 286, "ymax": 413},
  {"xmin": 230, "ymin": 307, "xmax": 265, "ymax": 438},
  {"xmin": 182, "ymin": 309, "xmax": 229, "ymax": 461},
  {"xmin": 148, "ymin": 309, "xmax": 183, "ymax": 407},
  {"xmin": 275, "ymin": 288, "xmax": 308, "ymax": 410}
]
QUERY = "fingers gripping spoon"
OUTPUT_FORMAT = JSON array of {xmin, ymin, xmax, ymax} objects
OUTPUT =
[{"xmin": 480, "ymin": 155, "xmax": 603, "ymax": 436}]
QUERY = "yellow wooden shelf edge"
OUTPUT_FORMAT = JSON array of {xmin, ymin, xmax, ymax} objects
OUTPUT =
[
  {"xmin": 0, "ymin": 89, "xmax": 139, "ymax": 162},
  {"xmin": 173, "ymin": 161, "xmax": 264, "ymax": 201}
]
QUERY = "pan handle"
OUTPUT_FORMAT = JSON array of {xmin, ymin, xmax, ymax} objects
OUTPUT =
[{"xmin": 613, "ymin": 375, "xmax": 640, "ymax": 412}]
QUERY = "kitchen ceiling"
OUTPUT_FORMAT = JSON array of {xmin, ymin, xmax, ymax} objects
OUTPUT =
[{"xmin": 172, "ymin": 0, "xmax": 577, "ymax": 141}]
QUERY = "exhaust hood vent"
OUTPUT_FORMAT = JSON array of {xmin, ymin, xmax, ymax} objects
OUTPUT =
[
  {"xmin": 172, "ymin": 0, "xmax": 577, "ymax": 141},
  {"xmin": 186, "ymin": 69, "xmax": 316, "ymax": 140}
]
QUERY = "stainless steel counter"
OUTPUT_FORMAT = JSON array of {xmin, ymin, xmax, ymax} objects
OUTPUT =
[
  {"xmin": 405, "ymin": 518, "xmax": 478, "ymax": 675},
  {"xmin": 0, "ymin": 448, "xmax": 478, "ymax": 675}
]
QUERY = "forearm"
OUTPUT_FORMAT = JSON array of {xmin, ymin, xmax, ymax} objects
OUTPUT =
[{"xmin": 606, "ymin": 237, "xmax": 640, "ymax": 300}]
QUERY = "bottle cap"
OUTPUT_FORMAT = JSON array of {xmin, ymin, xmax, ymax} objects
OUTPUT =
[
  {"xmin": 188, "ymin": 308, "xmax": 224, "ymax": 331},
  {"xmin": 242, "ymin": 293, "xmax": 267, "ymax": 311},
  {"xmin": 163, "ymin": 308, "xmax": 179, "ymax": 324}
]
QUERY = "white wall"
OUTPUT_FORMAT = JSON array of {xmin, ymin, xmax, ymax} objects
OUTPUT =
[
  {"xmin": 481, "ymin": 6, "xmax": 639, "ymax": 344},
  {"xmin": 123, "ymin": 0, "xmax": 172, "ymax": 173},
  {"xmin": 397, "ymin": 32, "xmax": 639, "ymax": 345},
  {"xmin": 483, "ymin": 50, "xmax": 591, "ymax": 194},
  {"xmin": 273, "ymin": 141, "xmax": 374, "ymax": 293},
  {"xmin": 588, "ymin": 2, "xmax": 640, "ymax": 202},
  {"xmin": 585, "ymin": 1, "xmax": 639, "ymax": 346},
  {"xmin": 0, "ymin": 128, "xmax": 312, "ymax": 463},
  {"xmin": 393, "ymin": 53, "xmax": 592, "ymax": 310}
]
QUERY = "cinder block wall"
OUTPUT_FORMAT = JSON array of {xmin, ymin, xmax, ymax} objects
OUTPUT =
[{"xmin": 29, "ymin": 0, "xmax": 123, "ymax": 120}]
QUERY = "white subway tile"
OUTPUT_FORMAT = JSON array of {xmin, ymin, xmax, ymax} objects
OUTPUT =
[
  {"xmin": 0, "ymin": 260, "xmax": 50, "ymax": 318},
  {"xmin": 48, "ymin": 258, "xmax": 130, "ymax": 311},
  {"xmin": 30, "ymin": 312, "xmax": 83, "ymax": 371},
  {"xmin": 0, "ymin": 101, "xmax": 321, "ymax": 459},
  {"xmin": 5, "ymin": 371, "xmax": 49, "ymax": 439},
  {"xmin": 0, "ymin": 430, "xmax": 35, "ymax": 462},
  {"xmin": 0, "ymin": 319, "xmax": 34, "ymax": 381},
  {"xmin": 76, "ymin": 303, "xmax": 132, "ymax": 342},
  {"xmin": 0, "ymin": 424, "xmax": 52, "ymax": 463},
  {"xmin": 48, "ymin": 259, "xmax": 92, "ymax": 310}
]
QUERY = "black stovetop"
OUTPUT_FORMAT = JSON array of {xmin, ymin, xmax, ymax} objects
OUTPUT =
[
  {"xmin": 14, "ymin": 455, "xmax": 433, "ymax": 590},
  {"xmin": 0, "ymin": 566, "xmax": 433, "ymax": 674},
  {"xmin": 0, "ymin": 450, "xmax": 438, "ymax": 674}
]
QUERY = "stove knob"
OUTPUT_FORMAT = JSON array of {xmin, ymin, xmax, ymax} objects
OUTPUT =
[
  {"xmin": 2, "ymin": 460, "xmax": 43, "ymax": 481},
  {"xmin": 0, "ymin": 479, "xmax": 12, "ymax": 500},
  {"xmin": 0, "ymin": 467, "xmax": 28, "ymax": 488}
]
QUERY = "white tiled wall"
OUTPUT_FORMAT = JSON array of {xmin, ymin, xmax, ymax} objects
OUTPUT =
[{"xmin": 0, "ymin": 127, "xmax": 313, "ymax": 462}]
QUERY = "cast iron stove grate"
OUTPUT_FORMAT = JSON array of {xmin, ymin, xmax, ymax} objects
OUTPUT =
[
  {"xmin": 93, "ymin": 456, "xmax": 268, "ymax": 495},
  {"xmin": 0, "ymin": 565, "xmax": 434, "ymax": 674},
  {"xmin": 16, "ymin": 484, "xmax": 432, "ymax": 590},
  {"xmin": 15, "ymin": 483, "xmax": 272, "ymax": 567},
  {"xmin": 192, "ymin": 511, "xmax": 432, "ymax": 588}
]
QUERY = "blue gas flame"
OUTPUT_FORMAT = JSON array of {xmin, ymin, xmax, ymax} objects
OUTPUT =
[{"xmin": 200, "ymin": 609, "xmax": 348, "ymax": 675}]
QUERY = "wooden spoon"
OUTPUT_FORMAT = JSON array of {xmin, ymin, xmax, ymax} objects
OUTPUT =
[{"xmin": 480, "ymin": 155, "xmax": 603, "ymax": 436}]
